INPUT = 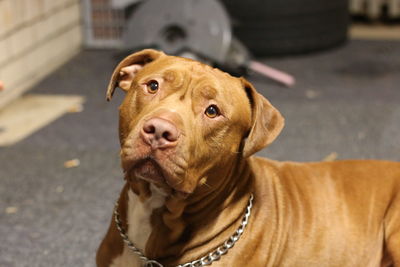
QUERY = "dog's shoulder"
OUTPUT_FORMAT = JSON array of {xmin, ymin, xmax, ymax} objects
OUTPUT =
[{"xmin": 249, "ymin": 157, "xmax": 400, "ymax": 193}]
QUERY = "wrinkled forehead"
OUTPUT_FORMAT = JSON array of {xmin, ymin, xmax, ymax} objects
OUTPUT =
[{"xmin": 138, "ymin": 56, "xmax": 249, "ymax": 104}]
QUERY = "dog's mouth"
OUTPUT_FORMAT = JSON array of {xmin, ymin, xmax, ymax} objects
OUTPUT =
[
  {"xmin": 131, "ymin": 158, "xmax": 165, "ymax": 185},
  {"xmin": 127, "ymin": 158, "xmax": 190, "ymax": 197}
]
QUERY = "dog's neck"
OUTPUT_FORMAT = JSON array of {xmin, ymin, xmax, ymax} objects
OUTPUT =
[{"xmin": 124, "ymin": 155, "xmax": 253, "ymax": 265}]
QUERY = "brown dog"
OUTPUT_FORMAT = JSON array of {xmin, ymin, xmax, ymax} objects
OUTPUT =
[{"xmin": 96, "ymin": 49, "xmax": 400, "ymax": 267}]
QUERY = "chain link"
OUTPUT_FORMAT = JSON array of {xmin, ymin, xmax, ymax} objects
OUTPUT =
[{"xmin": 114, "ymin": 194, "xmax": 254, "ymax": 267}]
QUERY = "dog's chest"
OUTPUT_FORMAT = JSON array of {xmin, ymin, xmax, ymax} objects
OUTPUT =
[{"xmin": 110, "ymin": 186, "xmax": 166, "ymax": 267}]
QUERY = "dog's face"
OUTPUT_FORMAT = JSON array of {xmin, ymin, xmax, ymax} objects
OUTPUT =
[{"xmin": 107, "ymin": 49, "xmax": 284, "ymax": 196}]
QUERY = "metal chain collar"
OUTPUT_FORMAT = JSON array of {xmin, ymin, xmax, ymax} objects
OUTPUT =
[{"xmin": 114, "ymin": 193, "xmax": 254, "ymax": 267}]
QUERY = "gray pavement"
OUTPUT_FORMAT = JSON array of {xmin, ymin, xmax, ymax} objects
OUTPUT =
[{"xmin": 0, "ymin": 40, "xmax": 399, "ymax": 266}]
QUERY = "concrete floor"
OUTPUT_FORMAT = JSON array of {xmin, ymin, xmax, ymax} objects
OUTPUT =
[{"xmin": 0, "ymin": 40, "xmax": 399, "ymax": 266}]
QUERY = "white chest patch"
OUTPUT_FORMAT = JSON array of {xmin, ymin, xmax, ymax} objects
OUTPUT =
[{"xmin": 110, "ymin": 185, "xmax": 166, "ymax": 267}]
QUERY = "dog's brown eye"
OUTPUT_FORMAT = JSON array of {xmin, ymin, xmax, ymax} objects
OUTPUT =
[
  {"xmin": 147, "ymin": 80, "xmax": 159, "ymax": 94},
  {"xmin": 205, "ymin": 105, "xmax": 220, "ymax": 118}
]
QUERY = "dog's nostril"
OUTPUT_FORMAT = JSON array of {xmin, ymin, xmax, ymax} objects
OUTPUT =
[
  {"xmin": 144, "ymin": 124, "xmax": 156, "ymax": 134},
  {"xmin": 162, "ymin": 131, "xmax": 173, "ymax": 141}
]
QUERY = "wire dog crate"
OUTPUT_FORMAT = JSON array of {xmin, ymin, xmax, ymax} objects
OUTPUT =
[
  {"xmin": 351, "ymin": 0, "xmax": 400, "ymax": 18},
  {"xmin": 81, "ymin": 0, "xmax": 126, "ymax": 48}
]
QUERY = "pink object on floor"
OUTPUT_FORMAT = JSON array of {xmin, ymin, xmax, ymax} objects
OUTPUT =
[{"xmin": 249, "ymin": 60, "xmax": 295, "ymax": 87}]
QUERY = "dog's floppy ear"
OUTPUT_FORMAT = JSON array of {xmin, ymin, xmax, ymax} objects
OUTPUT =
[
  {"xmin": 241, "ymin": 78, "xmax": 285, "ymax": 157},
  {"xmin": 106, "ymin": 49, "xmax": 165, "ymax": 101}
]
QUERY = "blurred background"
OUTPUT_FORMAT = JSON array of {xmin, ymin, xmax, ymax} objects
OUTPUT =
[{"xmin": 0, "ymin": 0, "xmax": 399, "ymax": 266}]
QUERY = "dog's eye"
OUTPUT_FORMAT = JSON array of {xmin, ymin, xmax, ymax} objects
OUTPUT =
[
  {"xmin": 146, "ymin": 80, "xmax": 159, "ymax": 94},
  {"xmin": 205, "ymin": 105, "xmax": 220, "ymax": 118}
]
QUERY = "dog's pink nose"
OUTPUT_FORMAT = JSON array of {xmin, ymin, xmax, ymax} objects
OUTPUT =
[{"xmin": 142, "ymin": 118, "xmax": 180, "ymax": 149}]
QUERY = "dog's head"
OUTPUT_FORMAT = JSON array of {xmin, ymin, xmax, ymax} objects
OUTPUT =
[{"xmin": 107, "ymin": 49, "xmax": 284, "ymax": 196}]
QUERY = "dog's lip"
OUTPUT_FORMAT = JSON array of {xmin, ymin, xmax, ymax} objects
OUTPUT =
[
  {"xmin": 126, "ymin": 157, "xmax": 192, "ymax": 196},
  {"xmin": 130, "ymin": 158, "xmax": 165, "ymax": 180}
]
